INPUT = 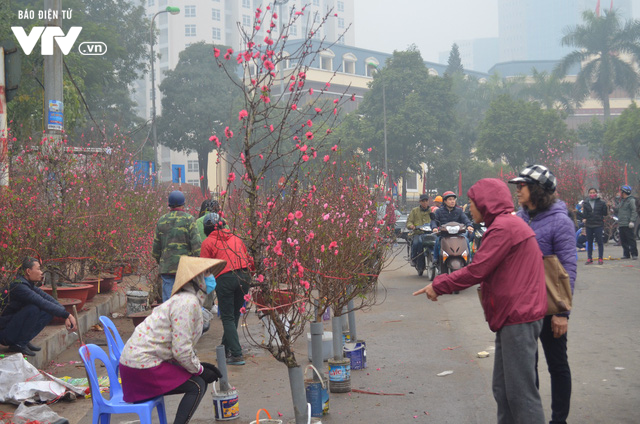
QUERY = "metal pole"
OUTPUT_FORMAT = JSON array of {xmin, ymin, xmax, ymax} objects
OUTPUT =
[
  {"xmin": 44, "ymin": 0, "xmax": 63, "ymax": 141},
  {"xmin": 382, "ymin": 78, "xmax": 389, "ymax": 195},
  {"xmin": 216, "ymin": 344, "xmax": 231, "ymax": 391},
  {"xmin": 150, "ymin": 13, "xmax": 160, "ymax": 182}
]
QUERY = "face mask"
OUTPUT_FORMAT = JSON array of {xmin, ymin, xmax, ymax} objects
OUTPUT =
[
  {"xmin": 589, "ymin": 194, "xmax": 597, "ymax": 199},
  {"xmin": 205, "ymin": 275, "xmax": 217, "ymax": 294}
]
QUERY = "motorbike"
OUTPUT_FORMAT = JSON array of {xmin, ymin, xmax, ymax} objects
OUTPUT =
[
  {"xmin": 435, "ymin": 221, "xmax": 470, "ymax": 279},
  {"xmin": 409, "ymin": 224, "xmax": 437, "ymax": 279},
  {"xmin": 470, "ymin": 222, "xmax": 487, "ymax": 262},
  {"xmin": 603, "ymin": 215, "xmax": 620, "ymax": 244}
]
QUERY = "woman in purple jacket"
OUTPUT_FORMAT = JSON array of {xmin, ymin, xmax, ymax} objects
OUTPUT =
[{"xmin": 510, "ymin": 165, "xmax": 577, "ymax": 424}]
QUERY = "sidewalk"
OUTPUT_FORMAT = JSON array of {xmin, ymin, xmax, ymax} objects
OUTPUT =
[{"xmin": 0, "ymin": 275, "xmax": 150, "ymax": 370}]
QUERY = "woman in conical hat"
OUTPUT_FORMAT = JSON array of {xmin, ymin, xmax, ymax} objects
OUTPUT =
[{"xmin": 119, "ymin": 256, "xmax": 226, "ymax": 424}]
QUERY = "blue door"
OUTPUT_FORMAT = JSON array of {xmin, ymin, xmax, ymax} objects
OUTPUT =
[{"xmin": 172, "ymin": 165, "xmax": 185, "ymax": 183}]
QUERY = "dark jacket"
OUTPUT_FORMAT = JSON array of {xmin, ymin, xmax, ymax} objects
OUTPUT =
[
  {"xmin": 582, "ymin": 197, "xmax": 608, "ymax": 228},
  {"xmin": 431, "ymin": 204, "xmax": 471, "ymax": 230},
  {"xmin": 517, "ymin": 200, "xmax": 578, "ymax": 298},
  {"xmin": 432, "ymin": 179, "xmax": 547, "ymax": 332},
  {"xmin": 0, "ymin": 276, "xmax": 69, "ymax": 329},
  {"xmin": 616, "ymin": 196, "xmax": 638, "ymax": 227}
]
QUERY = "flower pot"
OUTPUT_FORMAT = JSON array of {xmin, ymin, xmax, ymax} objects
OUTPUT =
[
  {"xmin": 98, "ymin": 273, "xmax": 116, "ymax": 292},
  {"xmin": 129, "ymin": 310, "xmax": 152, "ymax": 327},
  {"xmin": 50, "ymin": 298, "xmax": 82, "ymax": 325},
  {"xmin": 253, "ymin": 289, "xmax": 295, "ymax": 314},
  {"xmin": 41, "ymin": 283, "xmax": 92, "ymax": 311},
  {"xmin": 82, "ymin": 279, "xmax": 100, "ymax": 301}
]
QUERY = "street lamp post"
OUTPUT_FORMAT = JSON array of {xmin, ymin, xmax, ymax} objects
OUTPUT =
[
  {"xmin": 150, "ymin": 6, "xmax": 180, "ymax": 181},
  {"xmin": 368, "ymin": 63, "xmax": 389, "ymax": 196}
]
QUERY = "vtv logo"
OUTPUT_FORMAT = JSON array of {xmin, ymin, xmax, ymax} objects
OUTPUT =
[{"xmin": 11, "ymin": 26, "xmax": 82, "ymax": 55}]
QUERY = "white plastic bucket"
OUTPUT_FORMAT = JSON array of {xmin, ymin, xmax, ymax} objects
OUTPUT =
[{"xmin": 212, "ymin": 381, "xmax": 239, "ymax": 421}]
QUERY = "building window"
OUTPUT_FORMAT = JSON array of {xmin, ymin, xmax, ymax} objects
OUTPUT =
[
  {"xmin": 159, "ymin": 0, "xmax": 166, "ymax": 6},
  {"xmin": 159, "ymin": 28, "xmax": 168, "ymax": 44},
  {"xmin": 184, "ymin": 5, "xmax": 196, "ymax": 17},
  {"xmin": 185, "ymin": 43, "xmax": 191, "ymax": 48},
  {"xmin": 212, "ymin": 27, "xmax": 221, "ymax": 40},
  {"xmin": 337, "ymin": 1, "xmax": 344, "ymax": 12},
  {"xmin": 242, "ymin": 0, "xmax": 250, "ymax": 7},
  {"xmin": 242, "ymin": 14, "xmax": 251, "ymax": 26},
  {"xmin": 212, "ymin": 8, "xmax": 220, "ymax": 20},
  {"xmin": 185, "ymin": 24, "xmax": 196, "ymax": 37},
  {"xmin": 187, "ymin": 179, "xmax": 200, "ymax": 186},
  {"xmin": 338, "ymin": 17, "xmax": 344, "ymax": 29},
  {"xmin": 321, "ymin": 56, "xmax": 332, "ymax": 70},
  {"xmin": 188, "ymin": 160, "xmax": 199, "ymax": 173},
  {"xmin": 405, "ymin": 172, "xmax": 418, "ymax": 190},
  {"xmin": 342, "ymin": 53, "xmax": 356, "ymax": 74}
]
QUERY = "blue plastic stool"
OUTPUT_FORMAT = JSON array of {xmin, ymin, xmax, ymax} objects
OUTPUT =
[{"xmin": 78, "ymin": 344, "xmax": 167, "ymax": 424}]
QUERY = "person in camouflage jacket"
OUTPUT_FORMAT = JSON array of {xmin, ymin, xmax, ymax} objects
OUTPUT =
[{"xmin": 152, "ymin": 191, "xmax": 201, "ymax": 302}]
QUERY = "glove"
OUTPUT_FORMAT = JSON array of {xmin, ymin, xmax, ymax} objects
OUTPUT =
[
  {"xmin": 200, "ymin": 362, "xmax": 223, "ymax": 381},
  {"xmin": 200, "ymin": 367, "xmax": 218, "ymax": 384},
  {"xmin": 629, "ymin": 222, "xmax": 635, "ymax": 229}
]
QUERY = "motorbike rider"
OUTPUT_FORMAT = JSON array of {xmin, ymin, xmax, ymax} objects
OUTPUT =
[
  {"xmin": 406, "ymin": 194, "xmax": 432, "ymax": 267},
  {"xmin": 431, "ymin": 191, "xmax": 474, "ymax": 264},
  {"xmin": 430, "ymin": 195, "xmax": 443, "ymax": 214}
]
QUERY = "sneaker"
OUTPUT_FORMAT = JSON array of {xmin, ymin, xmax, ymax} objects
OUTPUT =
[
  {"xmin": 585, "ymin": 259, "xmax": 593, "ymax": 265},
  {"xmin": 633, "ymin": 256, "xmax": 638, "ymax": 260},
  {"xmin": 598, "ymin": 258, "xmax": 603, "ymax": 265},
  {"xmin": 226, "ymin": 356, "xmax": 245, "ymax": 366},
  {"xmin": 621, "ymin": 256, "xmax": 631, "ymax": 260}
]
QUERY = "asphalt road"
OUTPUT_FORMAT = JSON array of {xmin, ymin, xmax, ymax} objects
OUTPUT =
[{"xmin": 5, "ymin": 242, "xmax": 639, "ymax": 423}]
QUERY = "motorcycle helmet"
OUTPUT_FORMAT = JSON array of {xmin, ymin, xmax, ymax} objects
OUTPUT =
[
  {"xmin": 203, "ymin": 213, "xmax": 225, "ymax": 236},
  {"xmin": 434, "ymin": 195, "xmax": 443, "ymax": 203},
  {"xmin": 442, "ymin": 191, "xmax": 457, "ymax": 201},
  {"xmin": 621, "ymin": 185, "xmax": 632, "ymax": 195},
  {"xmin": 509, "ymin": 164, "xmax": 557, "ymax": 193},
  {"xmin": 168, "ymin": 190, "xmax": 185, "ymax": 207}
]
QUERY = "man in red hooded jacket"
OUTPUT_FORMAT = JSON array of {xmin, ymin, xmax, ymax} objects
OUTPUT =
[
  {"xmin": 414, "ymin": 178, "xmax": 547, "ymax": 424},
  {"xmin": 200, "ymin": 213, "xmax": 254, "ymax": 366}
]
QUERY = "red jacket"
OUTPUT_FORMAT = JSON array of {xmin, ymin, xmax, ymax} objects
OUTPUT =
[
  {"xmin": 200, "ymin": 229, "xmax": 254, "ymax": 276},
  {"xmin": 432, "ymin": 178, "xmax": 547, "ymax": 332}
]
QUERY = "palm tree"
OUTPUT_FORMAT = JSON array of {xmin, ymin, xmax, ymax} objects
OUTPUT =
[
  {"xmin": 555, "ymin": 10, "xmax": 640, "ymax": 119},
  {"xmin": 518, "ymin": 68, "xmax": 578, "ymax": 114}
]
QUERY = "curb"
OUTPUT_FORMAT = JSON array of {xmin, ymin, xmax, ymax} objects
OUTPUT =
[{"xmin": 23, "ymin": 287, "xmax": 127, "ymax": 369}]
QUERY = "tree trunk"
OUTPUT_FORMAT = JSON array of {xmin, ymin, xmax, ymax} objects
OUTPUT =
[
  {"xmin": 603, "ymin": 95, "xmax": 611, "ymax": 121},
  {"xmin": 197, "ymin": 148, "xmax": 209, "ymax": 197}
]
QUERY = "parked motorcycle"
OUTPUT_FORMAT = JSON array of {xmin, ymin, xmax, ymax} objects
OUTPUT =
[
  {"xmin": 604, "ymin": 215, "xmax": 620, "ymax": 244},
  {"xmin": 470, "ymin": 222, "xmax": 487, "ymax": 262},
  {"xmin": 409, "ymin": 224, "xmax": 437, "ymax": 279}
]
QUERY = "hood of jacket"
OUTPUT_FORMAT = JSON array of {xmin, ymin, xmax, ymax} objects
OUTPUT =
[{"xmin": 467, "ymin": 178, "xmax": 515, "ymax": 227}]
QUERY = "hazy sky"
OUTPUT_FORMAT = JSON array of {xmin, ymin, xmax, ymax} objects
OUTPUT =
[{"xmin": 353, "ymin": 0, "xmax": 499, "ymax": 64}]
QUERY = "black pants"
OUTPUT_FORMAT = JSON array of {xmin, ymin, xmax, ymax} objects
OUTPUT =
[
  {"xmin": 586, "ymin": 226, "xmax": 604, "ymax": 259},
  {"xmin": 619, "ymin": 226, "xmax": 638, "ymax": 258},
  {"xmin": 0, "ymin": 304, "xmax": 52, "ymax": 347},
  {"xmin": 165, "ymin": 376, "xmax": 208, "ymax": 424},
  {"xmin": 215, "ymin": 270, "xmax": 250, "ymax": 357},
  {"xmin": 536, "ymin": 315, "xmax": 571, "ymax": 424}
]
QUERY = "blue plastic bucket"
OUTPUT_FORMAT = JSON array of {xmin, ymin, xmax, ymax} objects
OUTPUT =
[
  {"xmin": 328, "ymin": 357, "xmax": 351, "ymax": 393},
  {"xmin": 304, "ymin": 365, "xmax": 329, "ymax": 417},
  {"xmin": 343, "ymin": 340, "xmax": 366, "ymax": 370}
]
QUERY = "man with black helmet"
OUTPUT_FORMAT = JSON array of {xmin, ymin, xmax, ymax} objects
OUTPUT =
[
  {"xmin": 617, "ymin": 185, "xmax": 638, "ymax": 260},
  {"xmin": 431, "ymin": 191, "xmax": 474, "ymax": 265},
  {"xmin": 406, "ymin": 194, "xmax": 432, "ymax": 270},
  {"xmin": 152, "ymin": 190, "xmax": 202, "ymax": 302}
]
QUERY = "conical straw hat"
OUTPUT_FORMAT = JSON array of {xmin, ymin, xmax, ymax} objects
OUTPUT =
[{"xmin": 172, "ymin": 256, "xmax": 227, "ymax": 297}]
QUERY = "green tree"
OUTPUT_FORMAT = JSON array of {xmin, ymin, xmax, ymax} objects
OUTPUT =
[
  {"xmin": 518, "ymin": 68, "xmax": 577, "ymax": 113},
  {"xmin": 604, "ymin": 102, "xmax": 640, "ymax": 169},
  {"xmin": 577, "ymin": 117, "xmax": 611, "ymax": 155},
  {"xmin": 445, "ymin": 43, "xmax": 464, "ymax": 77},
  {"xmin": 157, "ymin": 42, "xmax": 240, "ymax": 194},
  {"xmin": 476, "ymin": 94, "xmax": 571, "ymax": 172},
  {"xmin": 556, "ymin": 10, "xmax": 640, "ymax": 119},
  {"xmin": 3, "ymin": 0, "xmax": 150, "ymax": 141},
  {"xmin": 353, "ymin": 47, "xmax": 456, "ymax": 203}
]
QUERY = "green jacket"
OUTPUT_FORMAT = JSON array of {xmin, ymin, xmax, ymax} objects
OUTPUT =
[
  {"xmin": 406, "ymin": 206, "xmax": 431, "ymax": 234},
  {"xmin": 617, "ymin": 196, "xmax": 638, "ymax": 227},
  {"xmin": 152, "ymin": 210, "xmax": 201, "ymax": 274}
]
